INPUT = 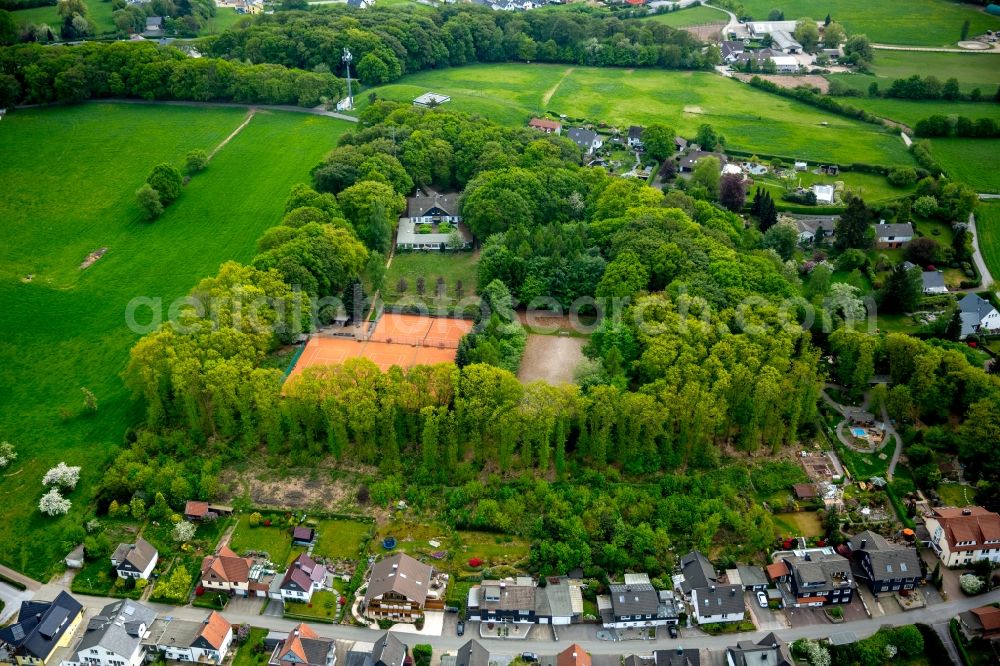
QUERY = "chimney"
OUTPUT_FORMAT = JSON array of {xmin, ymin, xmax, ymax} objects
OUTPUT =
[
  {"xmin": 860, "ymin": 539, "xmax": 867, "ymax": 550},
  {"xmin": 963, "ymin": 508, "xmax": 973, "ymax": 516},
  {"xmin": 393, "ymin": 564, "xmax": 399, "ymax": 570},
  {"xmin": 730, "ymin": 588, "xmax": 736, "ymax": 596},
  {"xmin": 710, "ymin": 585, "xmax": 715, "ymax": 592},
  {"xmin": 676, "ymin": 647, "xmax": 683, "ymax": 656}
]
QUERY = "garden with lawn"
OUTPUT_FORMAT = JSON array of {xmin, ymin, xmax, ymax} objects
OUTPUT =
[
  {"xmin": 284, "ymin": 589, "xmax": 342, "ymax": 622},
  {"xmin": 754, "ymin": 168, "xmax": 913, "ymax": 209},
  {"xmin": 229, "ymin": 515, "xmax": 295, "ymax": 564},
  {"xmin": 232, "ymin": 628, "xmax": 269, "ymax": 666},
  {"xmin": 928, "ymin": 139, "xmax": 1000, "ymax": 194},
  {"xmin": 365, "ymin": 64, "xmax": 914, "ymax": 166},
  {"xmin": 639, "ymin": 5, "xmax": 728, "ymax": 27},
  {"xmin": 0, "ymin": 103, "xmax": 351, "ymax": 579},
  {"xmin": 312, "ymin": 518, "xmax": 372, "ymax": 560},
  {"xmin": 937, "ymin": 482, "xmax": 975, "ymax": 507},
  {"xmin": 383, "ymin": 251, "xmax": 479, "ymax": 307}
]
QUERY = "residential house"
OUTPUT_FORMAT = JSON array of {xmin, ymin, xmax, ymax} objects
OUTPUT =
[
  {"xmin": 811, "ymin": 184, "xmax": 835, "ymax": 205},
  {"xmin": 534, "ymin": 576, "xmax": 584, "ymax": 625},
  {"xmin": 959, "ymin": 605, "xmax": 1000, "ymax": 641},
  {"xmin": 65, "ymin": 545, "xmax": 85, "ymax": 570},
  {"xmin": 110, "ymin": 537, "xmax": 158, "ymax": 580},
  {"xmin": 793, "ymin": 484, "xmax": 818, "ymax": 500},
  {"xmin": 62, "ymin": 599, "xmax": 157, "ymax": 666},
  {"xmin": 678, "ymin": 151, "xmax": 727, "ymax": 173},
  {"xmin": 556, "ymin": 644, "xmax": 590, "ymax": 666},
  {"xmin": 653, "ymin": 647, "xmax": 700, "ymax": 666},
  {"xmin": 200, "ymin": 546, "xmax": 253, "ymax": 596},
  {"xmin": 597, "ymin": 573, "xmax": 675, "ymax": 628},
  {"xmin": 468, "ymin": 577, "xmax": 536, "ymax": 624},
  {"xmin": 725, "ymin": 633, "xmax": 794, "ymax": 666},
  {"xmin": 874, "ymin": 222, "xmax": 914, "ymax": 249},
  {"xmin": 143, "ymin": 17, "xmax": 163, "ymax": 36},
  {"xmin": 733, "ymin": 566, "xmax": 768, "ymax": 591},
  {"xmin": 0, "ymin": 592, "xmax": 83, "ymax": 666},
  {"xmin": 183, "ymin": 501, "xmax": 232, "ymax": 521},
  {"xmin": 343, "ymin": 634, "xmax": 406, "ymax": 666},
  {"xmin": 451, "ymin": 640, "xmax": 491, "ymax": 666},
  {"xmin": 958, "ymin": 293, "xmax": 1000, "ymax": 338},
  {"xmin": 847, "ymin": 530, "xmax": 923, "ymax": 596},
  {"xmin": 396, "ymin": 190, "xmax": 471, "ymax": 251},
  {"xmin": 363, "ymin": 553, "xmax": 435, "ymax": 621},
  {"xmin": 691, "ymin": 585, "xmax": 745, "ymax": 625},
  {"xmin": 292, "ymin": 527, "xmax": 315, "ymax": 546},
  {"xmin": 627, "ymin": 126, "xmax": 644, "ymax": 149},
  {"xmin": 268, "ymin": 624, "xmax": 335, "ymax": 666},
  {"xmin": 674, "ymin": 137, "xmax": 688, "ymax": 153},
  {"xmin": 925, "ymin": 506, "xmax": 1000, "ymax": 567},
  {"xmin": 746, "ymin": 20, "xmax": 801, "ymax": 39},
  {"xmin": 679, "ymin": 551, "xmax": 717, "ymax": 596},
  {"xmin": 902, "ymin": 262, "xmax": 947, "ymax": 294},
  {"xmin": 566, "ymin": 128, "xmax": 603, "ymax": 155},
  {"xmin": 347, "ymin": 0, "xmax": 375, "ymax": 8},
  {"xmin": 143, "ymin": 612, "xmax": 232, "ymax": 665},
  {"xmin": 280, "ymin": 553, "xmax": 328, "ymax": 603},
  {"xmin": 778, "ymin": 548, "xmax": 854, "ymax": 606},
  {"xmin": 720, "ymin": 40, "xmax": 745, "ymax": 63},
  {"xmin": 528, "ymin": 118, "xmax": 562, "ymax": 135},
  {"xmin": 795, "ymin": 216, "xmax": 836, "ymax": 244}
]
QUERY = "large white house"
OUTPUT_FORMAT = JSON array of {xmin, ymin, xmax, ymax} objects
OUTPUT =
[
  {"xmin": 280, "ymin": 553, "xmax": 328, "ymax": 603},
  {"xmin": 958, "ymin": 293, "xmax": 1000, "ymax": 338},
  {"xmin": 62, "ymin": 600, "xmax": 156, "ymax": 666},
  {"xmin": 691, "ymin": 585, "xmax": 745, "ymax": 625},
  {"xmin": 142, "ymin": 612, "xmax": 233, "ymax": 665},
  {"xmin": 925, "ymin": 506, "xmax": 1000, "ymax": 567}
]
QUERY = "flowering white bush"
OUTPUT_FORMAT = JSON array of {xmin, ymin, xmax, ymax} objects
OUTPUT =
[
  {"xmin": 0, "ymin": 441, "xmax": 16, "ymax": 468},
  {"xmin": 42, "ymin": 462, "xmax": 81, "ymax": 490},
  {"xmin": 960, "ymin": 573, "xmax": 984, "ymax": 595},
  {"xmin": 885, "ymin": 645, "xmax": 897, "ymax": 659},
  {"xmin": 39, "ymin": 488, "xmax": 71, "ymax": 516},
  {"xmin": 797, "ymin": 640, "xmax": 831, "ymax": 666},
  {"xmin": 172, "ymin": 520, "xmax": 196, "ymax": 543}
]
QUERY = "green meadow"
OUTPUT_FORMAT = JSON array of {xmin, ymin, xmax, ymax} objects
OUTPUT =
[
  {"xmin": 11, "ymin": 0, "xmax": 116, "ymax": 35},
  {"xmin": 366, "ymin": 64, "xmax": 913, "ymax": 166},
  {"xmin": 976, "ymin": 203, "xmax": 1000, "ymax": 280},
  {"xmin": 832, "ymin": 97, "xmax": 1000, "ymax": 129},
  {"xmin": 737, "ymin": 0, "xmax": 1000, "ymax": 47},
  {"xmin": 928, "ymin": 138, "xmax": 1000, "ymax": 193},
  {"xmin": 641, "ymin": 5, "xmax": 728, "ymax": 27},
  {"xmin": 0, "ymin": 103, "xmax": 350, "ymax": 578},
  {"xmin": 828, "ymin": 50, "xmax": 1000, "ymax": 98}
]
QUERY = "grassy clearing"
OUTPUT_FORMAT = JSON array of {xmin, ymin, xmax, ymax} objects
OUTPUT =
[
  {"xmin": 928, "ymin": 139, "xmax": 1000, "ymax": 193},
  {"xmin": 11, "ymin": 0, "xmax": 116, "ymax": 34},
  {"xmin": 230, "ymin": 518, "xmax": 294, "ymax": 563},
  {"xmin": 754, "ymin": 169, "xmax": 912, "ymax": 205},
  {"xmin": 456, "ymin": 531, "xmax": 531, "ymax": 567},
  {"xmin": 937, "ymin": 482, "xmax": 975, "ymax": 507},
  {"xmin": 232, "ymin": 628, "xmax": 268, "ymax": 666},
  {"xmin": 366, "ymin": 64, "xmax": 912, "ymax": 166},
  {"xmin": 383, "ymin": 251, "xmax": 479, "ymax": 306},
  {"xmin": 976, "ymin": 203, "xmax": 1000, "ymax": 280},
  {"xmin": 827, "ymin": 95, "xmax": 1000, "ymax": 129},
  {"xmin": 0, "ymin": 103, "xmax": 349, "ymax": 578},
  {"xmin": 312, "ymin": 519, "xmax": 371, "ymax": 560},
  {"xmin": 828, "ymin": 51, "xmax": 1000, "ymax": 96},
  {"xmin": 772, "ymin": 511, "xmax": 824, "ymax": 538},
  {"xmin": 737, "ymin": 0, "xmax": 1000, "ymax": 47},
  {"xmin": 640, "ymin": 5, "xmax": 728, "ymax": 27},
  {"xmin": 285, "ymin": 589, "xmax": 340, "ymax": 621}
]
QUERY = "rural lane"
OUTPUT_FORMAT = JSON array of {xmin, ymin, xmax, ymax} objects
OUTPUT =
[{"xmin": 969, "ymin": 212, "xmax": 995, "ymax": 289}]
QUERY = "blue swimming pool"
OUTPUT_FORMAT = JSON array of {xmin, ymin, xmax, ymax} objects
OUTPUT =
[{"xmin": 851, "ymin": 427, "xmax": 867, "ymax": 437}]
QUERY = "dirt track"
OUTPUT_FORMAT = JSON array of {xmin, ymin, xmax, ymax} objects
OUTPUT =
[{"xmin": 517, "ymin": 334, "xmax": 585, "ymax": 385}]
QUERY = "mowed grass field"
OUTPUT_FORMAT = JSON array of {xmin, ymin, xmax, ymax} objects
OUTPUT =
[
  {"xmin": 0, "ymin": 103, "xmax": 350, "ymax": 578},
  {"xmin": 828, "ymin": 51, "xmax": 1000, "ymax": 96},
  {"xmin": 366, "ymin": 64, "xmax": 913, "ymax": 166},
  {"xmin": 640, "ymin": 5, "xmax": 728, "ymax": 27},
  {"xmin": 737, "ymin": 0, "xmax": 1000, "ymax": 46},
  {"xmin": 384, "ymin": 251, "xmax": 479, "ymax": 306},
  {"xmin": 976, "ymin": 203, "xmax": 1000, "ymax": 281},
  {"xmin": 11, "ymin": 0, "xmax": 115, "ymax": 35},
  {"xmin": 928, "ymin": 138, "xmax": 1000, "ymax": 193},
  {"xmin": 829, "ymin": 97, "xmax": 1000, "ymax": 128}
]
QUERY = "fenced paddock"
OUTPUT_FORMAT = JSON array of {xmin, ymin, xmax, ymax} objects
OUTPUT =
[{"xmin": 287, "ymin": 313, "xmax": 473, "ymax": 377}]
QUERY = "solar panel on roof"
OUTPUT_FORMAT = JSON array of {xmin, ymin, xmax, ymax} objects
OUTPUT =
[{"xmin": 11, "ymin": 626, "xmax": 25, "ymax": 641}]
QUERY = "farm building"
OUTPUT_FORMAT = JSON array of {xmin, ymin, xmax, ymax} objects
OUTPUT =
[{"xmin": 770, "ymin": 30, "xmax": 802, "ymax": 54}]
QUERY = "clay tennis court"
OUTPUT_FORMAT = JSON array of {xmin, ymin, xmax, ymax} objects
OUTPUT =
[{"xmin": 287, "ymin": 313, "xmax": 474, "ymax": 378}]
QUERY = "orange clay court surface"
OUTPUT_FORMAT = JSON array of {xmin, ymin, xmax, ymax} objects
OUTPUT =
[{"xmin": 288, "ymin": 314, "xmax": 473, "ymax": 377}]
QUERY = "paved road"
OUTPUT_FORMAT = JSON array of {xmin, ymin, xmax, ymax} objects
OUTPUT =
[
  {"xmin": 702, "ymin": 3, "xmax": 738, "ymax": 36},
  {"xmin": 969, "ymin": 212, "xmax": 995, "ymax": 289}
]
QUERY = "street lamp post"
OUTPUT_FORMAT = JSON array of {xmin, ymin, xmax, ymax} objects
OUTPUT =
[{"xmin": 342, "ymin": 48, "xmax": 354, "ymax": 111}]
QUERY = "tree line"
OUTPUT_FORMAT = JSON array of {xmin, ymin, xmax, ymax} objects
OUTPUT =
[
  {"xmin": 0, "ymin": 40, "xmax": 344, "ymax": 107},
  {"xmin": 205, "ymin": 5, "xmax": 716, "ymax": 86}
]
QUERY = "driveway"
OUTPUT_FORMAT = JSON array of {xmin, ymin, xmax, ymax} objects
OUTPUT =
[
  {"xmin": 391, "ymin": 611, "xmax": 444, "ymax": 637},
  {"xmin": 745, "ymin": 592, "xmax": 788, "ymax": 631},
  {"xmin": 0, "ymin": 581, "xmax": 32, "ymax": 623}
]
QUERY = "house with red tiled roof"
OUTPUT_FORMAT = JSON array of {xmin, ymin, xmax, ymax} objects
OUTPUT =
[
  {"xmin": 925, "ymin": 506, "xmax": 1000, "ymax": 567},
  {"xmin": 556, "ymin": 644, "xmax": 591, "ymax": 666},
  {"xmin": 184, "ymin": 501, "xmax": 234, "ymax": 521},
  {"xmin": 280, "ymin": 553, "xmax": 328, "ymax": 603},
  {"xmin": 959, "ymin": 605, "xmax": 1000, "ymax": 641},
  {"xmin": 143, "ymin": 611, "xmax": 233, "ymax": 664},
  {"xmin": 528, "ymin": 118, "xmax": 562, "ymax": 135},
  {"xmin": 268, "ymin": 624, "xmax": 335, "ymax": 666},
  {"xmin": 200, "ymin": 546, "xmax": 254, "ymax": 596}
]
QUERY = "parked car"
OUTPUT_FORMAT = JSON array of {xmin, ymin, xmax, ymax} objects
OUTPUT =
[
  {"xmin": 667, "ymin": 624, "xmax": 679, "ymax": 639},
  {"xmin": 522, "ymin": 653, "xmax": 539, "ymax": 662},
  {"xmin": 456, "ymin": 621, "xmax": 465, "ymax": 636},
  {"xmin": 756, "ymin": 591, "xmax": 768, "ymax": 608},
  {"xmin": 444, "ymin": 606, "xmax": 459, "ymax": 613}
]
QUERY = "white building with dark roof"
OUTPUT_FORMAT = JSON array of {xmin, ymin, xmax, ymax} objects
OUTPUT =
[
  {"xmin": 691, "ymin": 585, "xmax": 745, "ymax": 624},
  {"xmin": 958, "ymin": 293, "xmax": 1000, "ymax": 338},
  {"xmin": 110, "ymin": 537, "xmax": 158, "ymax": 580},
  {"xmin": 62, "ymin": 600, "xmax": 157, "ymax": 666}
]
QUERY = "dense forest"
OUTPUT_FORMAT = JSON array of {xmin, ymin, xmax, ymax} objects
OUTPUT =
[
  {"xmin": 205, "ymin": 5, "xmax": 717, "ymax": 85},
  {"xmin": 0, "ymin": 41, "xmax": 344, "ymax": 106}
]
